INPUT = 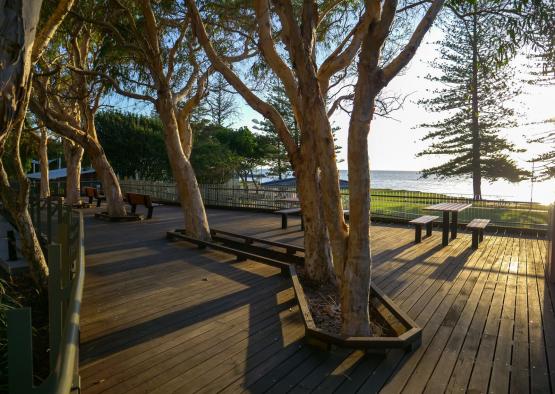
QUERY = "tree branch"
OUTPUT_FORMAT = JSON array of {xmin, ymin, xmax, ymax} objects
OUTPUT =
[
  {"xmin": 382, "ymin": 0, "xmax": 445, "ymax": 84},
  {"xmin": 187, "ymin": 0, "xmax": 298, "ymax": 161},
  {"xmin": 32, "ymin": 0, "xmax": 76, "ymax": 62},
  {"xmin": 317, "ymin": 9, "xmax": 376, "ymax": 92},
  {"xmin": 254, "ymin": 0, "xmax": 299, "ymax": 101},
  {"xmin": 67, "ymin": 65, "xmax": 156, "ymax": 103}
]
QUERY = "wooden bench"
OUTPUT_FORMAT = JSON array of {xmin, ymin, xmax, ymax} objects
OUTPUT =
[
  {"xmin": 126, "ymin": 192, "xmax": 157, "ymax": 219},
  {"xmin": 83, "ymin": 187, "xmax": 105, "ymax": 207},
  {"xmin": 274, "ymin": 208, "xmax": 303, "ymax": 229},
  {"xmin": 274, "ymin": 208, "xmax": 350, "ymax": 230},
  {"xmin": 466, "ymin": 219, "xmax": 490, "ymax": 249},
  {"xmin": 409, "ymin": 215, "xmax": 438, "ymax": 243}
]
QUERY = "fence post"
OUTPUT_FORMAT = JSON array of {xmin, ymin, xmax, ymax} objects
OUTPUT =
[
  {"xmin": 7, "ymin": 308, "xmax": 34, "ymax": 394},
  {"xmin": 35, "ymin": 193, "xmax": 41, "ymax": 235},
  {"xmin": 47, "ymin": 197, "xmax": 52, "ymax": 244},
  {"xmin": 547, "ymin": 204, "xmax": 555, "ymax": 283},
  {"xmin": 7, "ymin": 230, "xmax": 17, "ymax": 261},
  {"xmin": 48, "ymin": 243, "xmax": 63, "ymax": 368},
  {"xmin": 58, "ymin": 197, "xmax": 64, "ymax": 226}
]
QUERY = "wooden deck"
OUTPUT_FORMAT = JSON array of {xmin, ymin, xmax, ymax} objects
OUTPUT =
[{"xmin": 80, "ymin": 206, "xmax": 554, "ymax": 393}]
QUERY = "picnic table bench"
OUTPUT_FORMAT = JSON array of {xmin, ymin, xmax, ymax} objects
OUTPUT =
[
  {"xmin": 467, "ymin": 218, "xmax": 490, "ymax": 249},
  {"xmin": 274, "ymin": 208, "xmax": 350, "ymax": 230},
  {"xmin": 423, "ymin": 202, "xmax": 472, "ymax": 246},
  {"xmin": 126, "ymin": 192, "xmax": 158, "ymax": 219},
  {"xmin": 275, "ymin": 208, "xmax": 303, "ymax": 229},
  {"xmin": 409, "ymin": 215, "xmax": 438, "ymax": 243},
  {"xmin": 83, "ymin": 187, "xmax": 105, "ymax": 207}
]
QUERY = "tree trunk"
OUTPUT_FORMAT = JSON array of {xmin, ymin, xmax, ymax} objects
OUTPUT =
[
  {"xmin": 305, "ymin": 112, "xmax": 349, "ymax": 278},
  {"xmin": 63, "ymin": 139, "xmax": 83, "ymax": 205},
  {"xmin": 0, "ymin": 122, "xmax": 49, "ymax": 288},
  {"xmin": 0, "ymin": 1, "xmax": 47, "ymax": 288},
  {"xmin": 38, "ymin": 127, "xmax": 50, "ymax": 198},
  {"xmin": 295, "ymin": 156, "xmax": 336, "ymax": 283},
  {"xmin": 341, "ymin": 102, "xmax": 374, "ymax": 337},
  {"xmin": 157, "ymin": 95, "xmax": 211, "ymax": 240},
  {"xmin": 89, "ymin": 147, "xmax": 126, "ymax": 216},
  {"xmin": 471, "ymin": 11, "xmax": 482, "ymax": 200}
]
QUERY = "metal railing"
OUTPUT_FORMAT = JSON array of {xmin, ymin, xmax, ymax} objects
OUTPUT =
[
  {"xmin": 6, "ymin": 195, "xmax": 84, "ymax": 394},
  {"xmin": 118, "ymin": 179, "xmax": 549, "ymax": 230}
]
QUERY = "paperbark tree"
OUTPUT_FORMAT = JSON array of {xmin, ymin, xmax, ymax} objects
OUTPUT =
[
  {"xmin": 36, "ymin": 126, "xmax": 51, "ymax": 199},
  {"xmin": 0, "ymin": 0, "xmax": 74, "ymax": 286},
  {"xmin": 63, "ymin": 139, "xmax": 84, "ymax": 205},
  {"xmin": 30, "ymin": 22, "xmax": 127, "ymax": 216},
  {"xmin": 71, "ymin": 0, "xmax": 245, "ymax": 239},
  {"xmin": 188, "ymin": 0, "xmax": 443, "ymax": 335}
]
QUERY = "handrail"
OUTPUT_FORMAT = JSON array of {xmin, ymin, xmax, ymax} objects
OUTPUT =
[
  {"xmin": 54, "ymin": 211, "xmax": 84, "ymax": 394},
  {"xmin": 6, "ymin": 195, "xmax": 85, "ymax": 394}
]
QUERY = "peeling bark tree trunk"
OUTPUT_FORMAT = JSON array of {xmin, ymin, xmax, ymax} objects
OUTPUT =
[
  {"xmin": 295, "ymin": 153, "xmax": 335, "ymax": 283},
  {"xmin": 63, "ymin": 139, "xmax": 83, "ymax": 205},
  {"xmin": 0, "ymin": 1, "xmax": 48, "ymax": 287},
  {"xmin": 341, "ymin": 95, "xmax": 376, "ymax": 336},
  {"xmin": 157, "ymin": 94, "xmax": 211, "ymax": 240},
  {"xmin": 38, "ymin": 127, "xmax": 50, "ymax": 198},
  {"xmin": 0, "ymin": 121, "xmax": 49, "ymax": 287},
  {"xmin": 88, "ymin": 145, "xmax": 126, "ymax": 216}
]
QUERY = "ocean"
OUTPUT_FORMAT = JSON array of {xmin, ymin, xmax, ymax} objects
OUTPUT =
[
  {"xmin": 255, "ymin": 169, "xmax": 554, "ymax": 204},
  {"xmin": 339, "ymin": 170, "xmax": 555, "ymax": 204}
]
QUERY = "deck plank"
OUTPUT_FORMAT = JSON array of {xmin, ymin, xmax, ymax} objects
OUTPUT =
[{"xmin": 78, "ymin": 206, "xmax": 551, "ymax": 393}]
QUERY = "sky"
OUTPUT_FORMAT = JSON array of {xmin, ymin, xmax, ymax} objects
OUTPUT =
[{"xmin": 234, "ymin": 26, "xmax": 555, "ymax": 173}]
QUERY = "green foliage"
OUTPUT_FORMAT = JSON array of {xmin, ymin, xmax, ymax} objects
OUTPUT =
[
  {"xmin": 190, "ymin": 122, "xmax": 274, "ymax": 184},
  {"xmin": 253, "ymin": 84, "xmax": 300, "ymax": 179},
  {"xmin": 198, "ymin": 74, "xmax": 239, "ymax": 127},
  {"xmin": 530, "ymin": 119, "xmax": 555, "ymax": 180},
  {"xmin": 417, "ymin": 4, "xmax": 529, "ymax": 194},
  {"xmin": 95, "ymin": 111, "xmax": 172, "ymax": 180},
  {"xmin": 253, "ymin": 83, "xmax": 342, "ymax": 179}
]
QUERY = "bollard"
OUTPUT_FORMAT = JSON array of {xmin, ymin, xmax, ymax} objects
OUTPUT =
[{"xmin": 7, "ymin": 230, "xmax": 17, "ymax": 261}]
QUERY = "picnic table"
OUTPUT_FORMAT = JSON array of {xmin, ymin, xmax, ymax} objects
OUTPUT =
[{"xmin": 423, "ymin": 202, "xmax": 472, "ymax": 246}]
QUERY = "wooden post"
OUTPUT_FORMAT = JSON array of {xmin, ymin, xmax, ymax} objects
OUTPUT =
[
  {"xmin": 7, "ymin": 230, "xmax": 17, "ymax": 260},
  {"xmin": 415, "ymin": 224, "xmax": 422, "ymax": 243},
  {"xmin": 58, "ymin": 197, "xmax": 64, "ymax": 226},
  {"xmin": 451, "ymin": 211, "xmax": 458, "ymax": 239},
  {"xmin": 48, "ymin": 244, "xmax": 63, "ymax": 368},
  {"xmin": 7, "ymin": 308, "xmax": 34, "ymax": 394},
  {"xmin": 547, "ymin": 204, "xmax": 555, "ymax": 283},
  {"xmin": 35, "ymin": 193, "xmax": 41, "ymax": 234},
  {"xmin": 47, "ymin": 197, "xmax": 52, "ymax": 244},
  {"xmin": 442, "ymin": 212, "xmax": 449, "ymax": 246},
  {"xmin": 471, "ymin": 230, "xmax": 479, "ymax": 249}
]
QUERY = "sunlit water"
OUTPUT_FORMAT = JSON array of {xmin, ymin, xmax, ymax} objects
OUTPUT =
[
  {"xmin": 346, "ymin": 170, "xmax": 555, "ymax": 204},
  {"xmin": 257, "ymin": 170, "xmax": 555, "ymax": 204}
]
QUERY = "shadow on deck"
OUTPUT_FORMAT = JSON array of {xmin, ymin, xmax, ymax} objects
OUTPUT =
[{"xmin": 80, "ymin": 206, "xmax": 554, "ymax": 393}]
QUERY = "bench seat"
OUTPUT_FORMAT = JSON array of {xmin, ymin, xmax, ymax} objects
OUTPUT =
[
  {"xmin": 83, "ymin": 187, "xmax": 106, "ymax": 207},
  {"xmin": 409, "ymin": 215, "xmax": 438, "ymax": 243},
  {"xmin": 126, "ymin": 192, "xmax": 156, "ymax": 219},
  {"xmin": 274, "ymin": 208, "xmax": 302, "ymax": 229},
  {"xmin": 467, "ymin": 219, "xmax": 490, "ymax": 249}
]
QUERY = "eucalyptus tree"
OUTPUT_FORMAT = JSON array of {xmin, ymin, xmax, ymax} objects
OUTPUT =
[
  {"xmin": 63, "ymin": 139, "xmax": 85, "ymax": 205},
  {"xmin": 70, "ymin": 0, "xmax": 238, "ymax": 239},
  {"xmin": 188, "ymin": 0, "xmax": 444, "ymax": 335},
  {"xmin": 30, "ymin": 6, "xmax": 128, "ymax": 216},
  {"xmin": 0, "ymin": 0, "xmax": 74, "ymax": 286},
  {"xmin": 416, "ymin": 1, "xmax": 529, "ymax": 200},
  {"xmin": 27, "ymin": 124, "xmax": 52, "ymax": 199}
]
